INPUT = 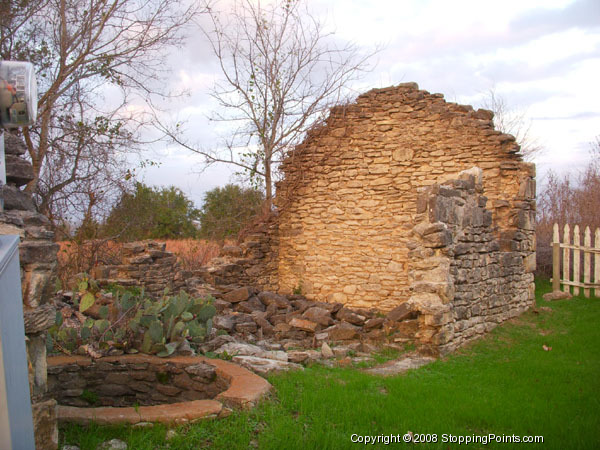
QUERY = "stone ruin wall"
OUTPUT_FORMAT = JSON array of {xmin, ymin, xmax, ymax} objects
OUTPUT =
[
  {"xmin": 271, "ymin": 83, "xmax": 536, "ymax": 352},
  {"xmin": 275, "ymin": 82, "xmax": 535, "ymax": 308},
  {"xmin": 92, "ymin": 241, "xmax": 187, "ymax": 298},
  {"xmin": 47, "ymin": 355, "xmax": 225, "ymax": 408},
  {"xmin": 90, "ymin": 232, "xmax": 280, "ymax": 299},
  {"xmin": 408, "ymin": 167, "xmax": 535, "ymax": 354}
]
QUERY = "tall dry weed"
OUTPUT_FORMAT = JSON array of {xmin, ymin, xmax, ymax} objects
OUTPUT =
[
  {"xmin": 57, "ymin": 239, "xmax": 124, "ymax": 289},
  {"xmin": 164, "ymin": 239, "xmax": 224, "ymax": 270}
]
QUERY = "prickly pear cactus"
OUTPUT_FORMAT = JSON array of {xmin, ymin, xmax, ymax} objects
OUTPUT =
[{"xmin": 47, "ymin": 278, "xmax": 217, "ymax": 357}]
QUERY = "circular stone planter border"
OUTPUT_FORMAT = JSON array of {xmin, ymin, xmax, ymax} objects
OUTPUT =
[{"xmin": 47, "ymin": 355, "xmax": 271, "ymax": 425}]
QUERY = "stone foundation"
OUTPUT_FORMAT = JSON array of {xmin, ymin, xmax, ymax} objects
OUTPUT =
[
  {"xmin": 49, "ymin": 355, "xmax": 272, "ymax": 425},
  {"xmin": 48, "ymin": 355, "xmax": 227, "ymax": 407}
]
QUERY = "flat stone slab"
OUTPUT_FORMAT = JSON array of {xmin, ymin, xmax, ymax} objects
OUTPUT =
[
  {"xmin": 542, "ymin": 291, "xmax": 573, "ymax": 301},
  {"xmin": 232, "ymin": 355, "xmax": 304, "ymax": 376},
  {"xmin": 58, "ymin": 400, "xmax": 223, "ymax": 425},
  {"xmin": 364, "ymin": 354, "xmax": 436, "ymax": 376},
  {"xmin": 51, "ymin": 355, "xmax": 271, "ymax": 425}
]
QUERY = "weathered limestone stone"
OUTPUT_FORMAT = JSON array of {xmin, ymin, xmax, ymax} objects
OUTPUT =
[
  {"xmin": 336, "ymin": 308, "xmax": 366, "ymax": 326},
  {"xmin": 386, "ymin": 304, "xmax": 413, "ymax": 322},
  {"xmin": 289, "ymin": 317, "xmax": 318, "ymax": 333},
  {"xmin": 223, "ymin": 286, "xmax": 253, "ymax": 303},
  {"xmin": 364, "ymin": 317, "xmax": 385, "ymax": 329},
  {"xmin": 325, "ymin": 322, "xmax": 360, "ymax": 341},
  {"xmin": 213, "ymin": 315, "xmax": 236, "ymax": 333},
  {"xmin": 5, "ymin": 153, "xmax": 34, "ymax": 186},
  {"xmin": 542, "ymin": 291, "xmax": 572, "ymax": 301},
  {"xmin": 4, "ymin": 132, "xmax": 27, "ymax": 155},
  {"xmin": 321, "ymin": 342, "xmax": 334, "ymax": 359},
  {"xmin": 258, "ymin": 291, "xmax": 289, "ymax": 308},
  {"xmin": 302, "ymin": 306, "xmax": 333, "ymax": 326},
  {"xmin": 215, "ymin": 343, "xmax": 288, "ymax": 362},
  {"xmin": 97, "ymin": 439, "xmax": 128, "ymax": 450},
  {"xmin": 1, "ymin": 184, "xmax": 35, "ymax": 210},
  {"xmin": 232, "ymin": 355, "xmax": 303, "ymax": 376},
  {"xmin": 31, "ymin": 399, "xmax": 58, "ymax": 450}
]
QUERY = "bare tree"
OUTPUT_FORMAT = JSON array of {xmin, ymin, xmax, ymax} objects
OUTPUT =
[
  {"xmin": 481, "ymin": 89, "xmax": 543, "ymax": 161},
  {"xmin": 1, "ymin": 0, "xmax": 204, "ymax": 224},
  {"xmin": 536, "ymin": 136, "xmax": 600, "ymax": 275},
  {"xmin": 162, "ymin": 0, "xmax": 375, "ymax": 208}
]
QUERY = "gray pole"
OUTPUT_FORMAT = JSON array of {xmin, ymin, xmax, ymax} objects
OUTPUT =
[
  {"xmin": 0, "ymin": 130, "xmax": 5, "ymax": 211},
  {"xmin": 0, "ymin": 235, "xmax": 36, "ymax": 450}
]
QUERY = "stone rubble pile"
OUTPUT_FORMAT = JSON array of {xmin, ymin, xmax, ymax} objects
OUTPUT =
[{"xmin": 191, "ymin": 283, "xmax": 422, "ymax": 374}]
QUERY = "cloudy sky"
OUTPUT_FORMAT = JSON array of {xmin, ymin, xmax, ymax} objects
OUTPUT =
[{"xmin": 140, "ymin": 0, "xmax": 600, "ymax": 207}]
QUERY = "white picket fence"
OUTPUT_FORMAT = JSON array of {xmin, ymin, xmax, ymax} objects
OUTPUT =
[{"xmin": 552, "ymin": 223, "xmax": 600, "ymax": 297}]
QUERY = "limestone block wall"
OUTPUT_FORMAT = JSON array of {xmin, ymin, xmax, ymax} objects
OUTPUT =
[
  {"xmin": 407, "ymin": 168, "xmax": 535, "ymax": 355},
  {"xmin": 200, "ymin": 217, "xmax": 279, "ymax": 291},
  {"xmin": 276, "ymin": 82, "xmax": 535, "ymax": 312},
  {"xmin": 92, "ymin": 241, "xmax": 186, "ymax": 298}
]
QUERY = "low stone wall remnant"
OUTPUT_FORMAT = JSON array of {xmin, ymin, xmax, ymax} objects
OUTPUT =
[
  {"xmin": 48, "ymin": 355, "xmax": 226, "ymax": 407},
  {"xmin": 92, "ymin": 241, "xmax": 186, "ymax": 298},
  {"xmin": 49, "ymin": 355, "xmax": 273, "ymax": 425}
]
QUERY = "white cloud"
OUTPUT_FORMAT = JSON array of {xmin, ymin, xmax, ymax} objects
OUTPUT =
[{"xmin": 142, "ymin": 0, "xmax": 599, "ymax": 200}]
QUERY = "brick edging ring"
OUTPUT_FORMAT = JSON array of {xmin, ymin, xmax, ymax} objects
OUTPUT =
[{"xmin": 48, "ymin": 355, "xmax": 271, "ymax": 425}]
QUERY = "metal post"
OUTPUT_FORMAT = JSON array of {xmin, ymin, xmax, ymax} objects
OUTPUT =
[
  {"xmin": 0, "ymin": 235, "xmax": 36, "ymax": 450},
  {"xmin": 0, "ymin": 130, "xmax": 5, "ymax": 211}
]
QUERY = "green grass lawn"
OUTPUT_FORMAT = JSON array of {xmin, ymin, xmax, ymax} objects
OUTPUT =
[{"xmin": 60, "ymin": 280, "xmax": 600, "ymax": 449}]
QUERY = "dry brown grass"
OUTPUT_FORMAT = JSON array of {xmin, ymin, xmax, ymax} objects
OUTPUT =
[
  {"xmin": 164, "ymin": 239, "xmax": 225, "ymax": 270},
  {"xmin": 57, "ymin": 238, "xmax": 228, "ymax": 288}
]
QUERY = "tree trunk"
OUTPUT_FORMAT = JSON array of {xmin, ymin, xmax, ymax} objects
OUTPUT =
[{"xmin": 264, "ymin": 157, "xmax": 272, "ymax": 212}]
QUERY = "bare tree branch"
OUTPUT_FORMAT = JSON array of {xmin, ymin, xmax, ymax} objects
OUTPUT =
[
  {"xmin": 1, "ymin": 0, "xmax": 206, "ymax": 227},
  {"xmin": 160, "ymin": 0, "xmax": 377, "ymax": 208},
  {"xmin": 480, "ymin": 88, "xmax": 543, "ymax": 161}
]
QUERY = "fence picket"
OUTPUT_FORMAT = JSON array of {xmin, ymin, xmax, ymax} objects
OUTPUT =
[
  {"xmin": 596, "ymin": 228, "xmax": 600, "ymax": 298},
  {"xmin": 563, "ymin": 224, "xmax": 571, "ymax": 294},
  {"xmin": 584, "ymin": 227, "xmax": 591, "ymax": 298},
  {"xmin": 551, "ymin": 223, "xmax": 600, "ymax": 296},
  {"xmin": 552, "ymin": 224, "xmax": 560, "ymax": 292},
  {"xmin": 573, "ymin": 225, "xmax": 580, "ymax": 296}
]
